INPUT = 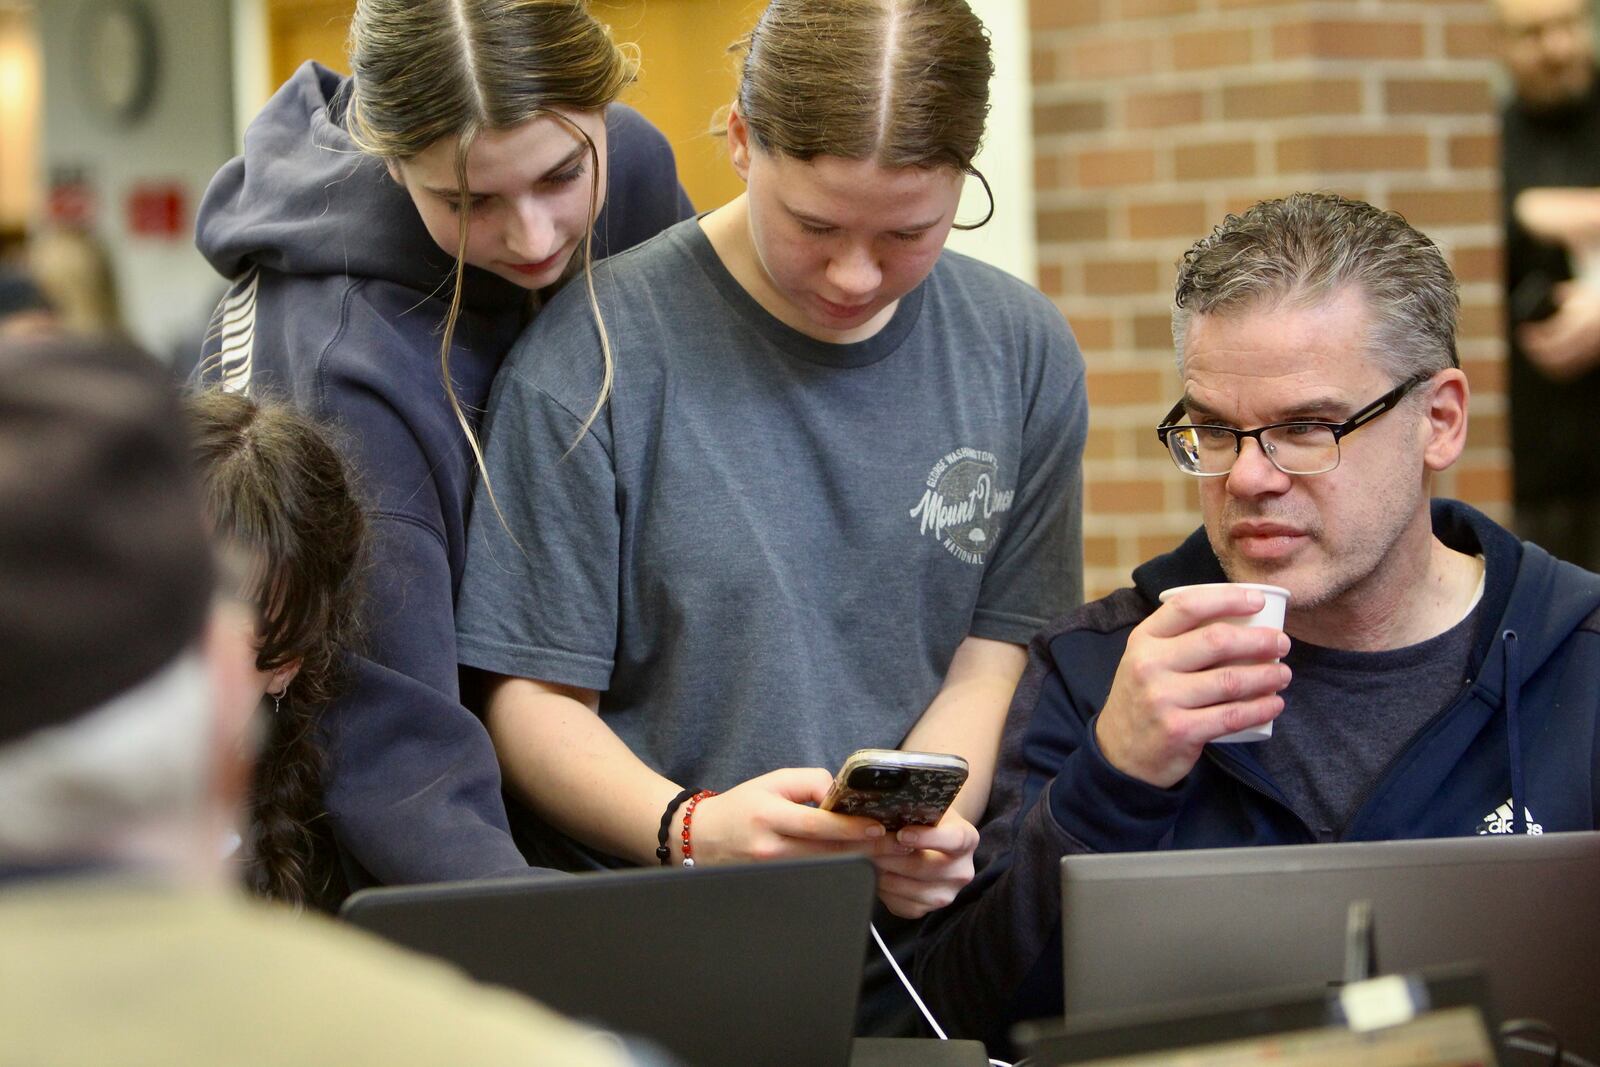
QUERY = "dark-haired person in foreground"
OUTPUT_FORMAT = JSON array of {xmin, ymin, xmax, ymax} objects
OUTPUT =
[
  {"xmin": 0, "ymin": 338, "xmax": 637, "ymax": 1065},
  {"xmin": 916, "ymin": 193, "xmax": 1600, "ymax": 1052}
]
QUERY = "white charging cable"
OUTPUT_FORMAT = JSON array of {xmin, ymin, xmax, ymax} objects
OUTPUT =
[{"xmin": 870, "ymin": 922, "xmax": 1014, "ymax": 1067}]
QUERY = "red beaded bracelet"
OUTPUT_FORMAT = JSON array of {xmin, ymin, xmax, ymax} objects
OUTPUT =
[{"xmin": 679, "ymin": 789, "xmax": 719, "ymax": 868}]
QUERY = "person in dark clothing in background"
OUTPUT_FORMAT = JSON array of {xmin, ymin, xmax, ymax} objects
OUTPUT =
[
  {"xmin": 916, "ymin": 194, "xmax": 1600, "ymax": 1056},
  {"xmin": 1497, "ymin": 0, "xmax": 1600, "ymax": 569},
  {"xmin": 193, "ymin": 0, "xmax": 693, "ymax": 891}
]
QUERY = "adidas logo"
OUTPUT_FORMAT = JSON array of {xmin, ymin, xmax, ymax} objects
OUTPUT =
[{"xmin": 1477, "ymin": 799, "xmax": 1543, "ymax": 835}]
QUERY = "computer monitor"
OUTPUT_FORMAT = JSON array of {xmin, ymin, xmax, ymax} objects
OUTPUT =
[{"xmin": 1060, "ymin": 832, "xmax": 1600, "ymax": 1057}]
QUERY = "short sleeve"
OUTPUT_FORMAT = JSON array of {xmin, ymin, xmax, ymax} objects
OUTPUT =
[
  {"xmin": 971, "ymin": 301, "xmax": 1088, "ymax": 644},
  {"xmin": 455, "ymin": 357, "xmax": 621, "ymax": 691}
]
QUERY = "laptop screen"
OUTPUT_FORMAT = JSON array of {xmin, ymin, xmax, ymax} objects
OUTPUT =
[{"xmin": 1057, "ymin": 832, "xmax": 1600, "ymax": 1058}]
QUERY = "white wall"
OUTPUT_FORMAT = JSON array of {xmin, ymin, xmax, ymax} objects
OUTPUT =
[
  {"xmin": 943, "ymin": 0, "xmax": 1037, "ymax": 286},
  {"xmin": 37, "ymin": 0, "xmax": 235, "ymax": 357}
]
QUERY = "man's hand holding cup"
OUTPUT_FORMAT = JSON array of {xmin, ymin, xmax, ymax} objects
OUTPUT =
[{"xmin": 1094, "ymin": 583, "xmax": 1291, "ymax": 788}]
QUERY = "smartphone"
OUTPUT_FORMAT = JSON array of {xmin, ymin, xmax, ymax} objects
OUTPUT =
[{"xmin": 819, "ymin": 748, "xmax": 969, "ymax": 832}]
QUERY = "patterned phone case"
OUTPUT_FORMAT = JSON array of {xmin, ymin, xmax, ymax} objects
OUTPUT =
[{"xmin": 822, "ymin": 764, "xmax": 968, "ymax": 832}]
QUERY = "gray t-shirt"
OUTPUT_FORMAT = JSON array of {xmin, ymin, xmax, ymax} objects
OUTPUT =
[
  {"xmin": 456, "ymin": 220, "xmax": 1086, "ymax": 862},
  {"xmin": 1253, "ymin": 605, "xmax": 1480, "ymax": 841}
]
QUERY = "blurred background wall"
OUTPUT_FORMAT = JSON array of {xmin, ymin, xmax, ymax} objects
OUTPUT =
[
  {"xmin": 1035, "ymin": 0, "xmax": 1509, "ymax": 596},
  {"xmin": 34, "ymin": 0, "xmax": 234, "ymax": 355},
  {"xmin": 0, "ymin": 0, "xmax": 1515, "ymax": 593}
]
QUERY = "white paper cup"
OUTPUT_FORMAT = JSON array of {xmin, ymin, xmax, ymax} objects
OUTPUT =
[{"xmin": 1157, "ymin": 582, "xmax": 1290, "ymax": 743}]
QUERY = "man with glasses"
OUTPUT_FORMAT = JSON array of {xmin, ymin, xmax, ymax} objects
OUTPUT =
[{"xmin": 915, "ymin": 193, "xmax": 1600, "ymax": 1052}]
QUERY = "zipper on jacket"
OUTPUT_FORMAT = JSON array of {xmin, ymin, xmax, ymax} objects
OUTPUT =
[
  {"xmin": 1200, "ymin": 747, "xmax": 1319, "ymax": 843},
  {"xmin": 1334, "ymin": 674, "xmax": 1478, "ymax": 841}
]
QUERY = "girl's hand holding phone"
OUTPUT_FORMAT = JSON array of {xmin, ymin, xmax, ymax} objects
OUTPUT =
[
  {"xmin": 867, "ymin": 810, "xmax": 980, "ymax": 919},
  {"xmin": 680, "ymin": 767, "xmax": 885, "ymax": 866}
]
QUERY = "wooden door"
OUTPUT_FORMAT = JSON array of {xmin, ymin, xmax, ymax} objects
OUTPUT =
[{"xmin": 262, "ymin": 0, "xmax": 756, "ymax": 209}]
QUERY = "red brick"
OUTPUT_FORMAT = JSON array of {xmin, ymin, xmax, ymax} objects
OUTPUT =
[
  {"xmin": 1221, "ymin": 78, "xmax": 1363, "ymax": 121},
  {"xmin": 1070, "ymin": 315, "xmax": 1117, "ymax": 351},
  {"xmin": 1034, "ymin": 153, "xmax": 1062, "ymax": 191},
  {"xmin": 1273, "ymin": 19, "xmax": 1425, "ymax": 61},
  {"xmin": 1127, "ymin": 199, "xmax": 1209, "ymax": 240},
  {"xmin": 1132, "ymin": 313, "xmax": 1176, "ymax": 350},
  {"xmin": 1083, "ymin": 258, "xmax": 1167, "ymax": 296},
  {"xmin": 1116, "ymin": 0, "xmax": 1197, "ymax": 18},
  {"xmin": 1068, "ymin": 35, "xmax": 1159, "ymax": 80},
  {"xmin": 1038, "ymin": 206, "xmax": 1111, "ymax": 243},
  {"xmin": 1445, "ymin": 20, "xmax": 1499, "ymax": 60},
  {"xmin": 1276, "ymin": 134, "xmax": 1429, "ymax": 174},
  {"xmin": 1136, "ymin": 532, "xmax": 1186, "ymax": 560},
  {"xmin": 1458, "ymin": 303, "xmax": 1505, "ymax": 344},
  {"xmin": 1387, "ymin": 187, "xmax": 1497, "ymax": 229},
  {"xmin": 1031, "ymin": 0, "xmax": 1105, "ymax": 31},
  {"xmin": 1083, "ymin": 534, "xmax": 1121, "ymax": 568},
  {"xmin": 1033, "ymin": 98, "xmax": 1109, "ymax": 135},
  {"xmin": 1450, "ymin": 245, "xmax": 1502, "ymax": 285},
  {"xmin": 1126, "ymin": 89, "xmax": 1205, "ymax": 129},
  {"xmin": 1455, "ymin": 462, "xmax": 1511, "ymax": 506},
  {"xmin": 1465, "ymin": 411, "xmax": 1508, "ymax": 451},
  {"xmin": 1032, "ymin": 46, "xmax": 1058, "ymax": 84},
  {"xmin": 1077, "ymin": 147, "xmax": 1158, "ymax": 188},
  {"xmin": 1086, "ymin": 368, "xmax": 1167, "ymax": 405},
  {"xmin": 1084, "ymin": 428, "xmax": 1120, "ymax": 462},
  {"xmin": 1173, "ymin": 28, "xmax": 1254, "ymax": 71},
  {"xmin": 1038, "ymin": 263, "xmax": 1064, "ymax": 296},
  {"xmin": 1089, "ymin": 478, "xmax": 1168, "ymax": 513},
  {"xmin": 1448, "ymin": 133, "xmax": 1498, "ymax": 170},
  {"xmin": 1174, "ymin": 140, "xmax": 1258, "ymax": 181},
  {"xmin": 1462, "ymin": 356, "xmax": 1507, "ymax": 393},
  {"xmin": 1384, "ymin": 78, "xmax": 1493, "ymax": 116}
]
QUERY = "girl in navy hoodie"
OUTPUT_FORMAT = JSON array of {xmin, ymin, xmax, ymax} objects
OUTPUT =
[{"xmin": 194, "ymin": 0, "xmax": 693, "ymax": 889}]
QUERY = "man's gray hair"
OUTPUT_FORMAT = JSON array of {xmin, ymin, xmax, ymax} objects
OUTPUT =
[{"xmin": 1171, "ymin": 192, "xmax": 1460, "ymax": 382}]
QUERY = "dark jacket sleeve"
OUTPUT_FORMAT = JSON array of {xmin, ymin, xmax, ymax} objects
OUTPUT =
[
  {"xmin": 198, "ymin": 272, "xmax": 539, "ymax": 886},
  {"xmin": 915, "ymin": 602, "xmax": 1185, "ymax": 1050},
  {"xmin": 594, "ymin": 103, "xmax": 695, "ymax": 260},
  {"xmin": 314, "ymin": 323, "xmax": 540, "ymax": 885},
  {"xmin": 321, "ymin": 519, "xmax": 535, "ymax": 884}
]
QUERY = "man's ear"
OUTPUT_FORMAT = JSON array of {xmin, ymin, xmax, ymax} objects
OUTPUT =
[
  {"xmin": 1421, "ymin": 367, "xmax": 1470, "ymax": 472},
  {"xmin": 727, "ymin": 105, "xmax": 752, "ymax": 184}
]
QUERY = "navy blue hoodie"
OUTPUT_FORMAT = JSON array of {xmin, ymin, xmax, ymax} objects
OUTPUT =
[
  {"xmin": 916, "ymin": 499, "xmax": 1600, "ymax": 1052},
  {"xmin": 194, "ymin": 63, "xmax": 693, "ymax": 886}
]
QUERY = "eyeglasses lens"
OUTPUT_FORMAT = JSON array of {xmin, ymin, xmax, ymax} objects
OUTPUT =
[{"xmin": 1167, "ymin": 424, "xmax": 1339, "ymax": 475}]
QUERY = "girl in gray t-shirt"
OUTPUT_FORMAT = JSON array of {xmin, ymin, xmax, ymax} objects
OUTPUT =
[{"xmin": 457, "ymin": 0, "xmax": 1087, "ymax": 927}]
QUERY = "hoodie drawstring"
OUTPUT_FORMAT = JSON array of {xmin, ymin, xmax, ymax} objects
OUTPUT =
[{"xmin": 1503, "ymin": 629, "xmax": 1526, "ymax": 835}]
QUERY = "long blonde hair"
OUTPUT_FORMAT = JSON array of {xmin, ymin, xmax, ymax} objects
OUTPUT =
[
  {"xmin": 734, "ymin": 0, "xmax": 994, "ymax": 224},
  {"xmin": 345, "ymin": 0, "xmax": 636, "ymax": 473}
]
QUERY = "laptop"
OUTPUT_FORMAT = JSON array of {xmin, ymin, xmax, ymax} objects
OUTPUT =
[
  {"xmin": 1021, "ymin": 969, "xmax": 1500, "ymax": 1066},
  {"xmin": 343, "ymin": 855, "xmax": 877, "ymax": 1067},
  {"xmin": 1060, "ymin": 832, "xmax": 1600, "ymax": 1058}
]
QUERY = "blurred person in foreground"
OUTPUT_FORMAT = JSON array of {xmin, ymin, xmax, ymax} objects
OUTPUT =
[
  {"xmin": 0, "ymin": 268, "xmax": 58, "ymax": 339},
  {"xmin": 916, "ymin": 193, "xmax": 1600, "ymax": 1054},
  {"xmin": 0, "ymin": 337, "xmax": 634, "ymax": 1066},
  {"xmin": 1495, "ymin": 0, "xmax": 1600, "ymax": 569}
]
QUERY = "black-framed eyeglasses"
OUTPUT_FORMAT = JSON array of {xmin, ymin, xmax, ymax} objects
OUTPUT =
[{"xmin": 1155, "ymin": 374, "xmax": 1433, "ymax": 477}]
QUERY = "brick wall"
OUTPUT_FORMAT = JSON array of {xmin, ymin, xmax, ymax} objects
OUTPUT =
[{"xmin": 1031, "ymin": 0, "xmax": 1507, "ymax": 599}]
